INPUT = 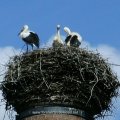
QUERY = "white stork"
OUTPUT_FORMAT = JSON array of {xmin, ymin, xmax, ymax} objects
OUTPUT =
[
  {"xmin": 18, "ymin": 25, "xmax": 40, "ymax": 52},
  {"xmin": 64, "ymin": 27, "xmax": 82, "ymax": 47},
  {"xmin": 52, "ymin": 25, "xmax": 63, "ymax": 48}
]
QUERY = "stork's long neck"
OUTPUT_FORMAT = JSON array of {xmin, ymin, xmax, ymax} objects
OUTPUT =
[
  {"xmin": 57, "ymin": 28, "xmax": 60, "ymax": 37},
  {"xmin": 57, "ymin": 28, "xmax": 61, "ymax": 42},
  {"xmin": 53, "ymin": 25, "xmax": 63, "ymax": 44},
  {"xmin": 19, "ymin": 28, "xmax": 30, "ymax": 39}
]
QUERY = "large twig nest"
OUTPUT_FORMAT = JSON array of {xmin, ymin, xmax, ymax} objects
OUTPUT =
[{"xmin": 1, "ymin": 46, "xmax": 119, "ymax": 117}]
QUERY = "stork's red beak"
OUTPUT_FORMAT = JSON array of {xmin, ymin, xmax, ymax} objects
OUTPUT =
[
  {"xmin": 18, "ymin": 32, "xmax": 21, "ymax": 36},
  {"xmin": 18, "ymin": 28, "xmax": 24, "ymax": 36}
]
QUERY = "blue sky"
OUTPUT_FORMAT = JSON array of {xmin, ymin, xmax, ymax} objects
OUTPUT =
[
  {"xmin": 0, "ymin": 0, "xmax": 120, "ymax": 120},
  {"xmin": 0, "ymin": 0, "xmax": 120, "ymax": 49}
]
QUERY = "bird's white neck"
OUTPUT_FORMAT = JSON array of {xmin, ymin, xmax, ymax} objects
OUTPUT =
[
  {"xmin": 64, "ymin": 27, "xmax": 71, "ymax": 35},
  {"xmin": 57, "ymin": 29, "xmax": 60, "ymax": 38},
  {"xmin": 19, "ymin": 29, "xmax": 30, "ymax": 39},
  {"xmin": 53, "ymin": 27, "xmax": 63, "ymax": 44}
]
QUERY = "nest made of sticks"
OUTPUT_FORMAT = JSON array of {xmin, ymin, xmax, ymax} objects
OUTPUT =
[{"xmin": 1, "ymin": 46, "xmax": 119, "ymax": 117}]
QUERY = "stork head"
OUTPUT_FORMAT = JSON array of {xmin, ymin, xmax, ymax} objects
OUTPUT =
[
  {"xmin": 23, "ymin": 25, "xmax": 29, "ymax": 31},
  {"xmin": 18, "ymin": 25, "xmax": 29, "ymax": 36},
  {"xmin": 64, "ymin": 27, "xmax": 71, "ymax": 35}
]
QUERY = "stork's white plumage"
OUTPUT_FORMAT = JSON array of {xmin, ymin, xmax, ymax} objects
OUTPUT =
[
  {"xmin": 64, "ymin": 27, "xmax": 82, "ymax": 47},
  {"xmin": 18, "ymin": 25, "xmax": 40, "ymax": 52},
  {"xmin": 52, "ymin": 25, "xmax": 63, "ymax": 48}
]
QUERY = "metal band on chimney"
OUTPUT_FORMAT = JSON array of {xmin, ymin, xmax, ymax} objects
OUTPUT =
[{"xmin": 16, "ymin": 106, "xmax": 93, "ymax": 120}]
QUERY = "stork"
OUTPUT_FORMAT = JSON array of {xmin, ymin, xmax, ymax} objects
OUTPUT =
[
  {"xmin": 52, "ymin": 25, "xmax": 63, "ymax": 48},
  {"xmin": 64, "ymin": 27, "xmax": 82, "ymax": 47},
  {"xmin": 18, "ymin": 25, "xmax": 40, "ymax": 52}
]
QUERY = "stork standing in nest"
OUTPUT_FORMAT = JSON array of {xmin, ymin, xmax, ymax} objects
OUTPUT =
[
  {"xmin": 18, "ymin": 25, "xmax": 40, "ymax": 52},
  {"xmin": 64, "ymin": 27, "xmax": 82, "ymax": 47},
  {"xmin": 52, "ymin": 25, "xmax": 63, "ymax": 48}
]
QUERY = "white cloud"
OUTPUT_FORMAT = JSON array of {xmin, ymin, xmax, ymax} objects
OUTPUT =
[
  {"xmin": 96, "ymin": 45, "xmax": 120, "ymax": 79},
  {"xmin": 0, "ymin": 47, "xmax": 21, "ymax": 64}
]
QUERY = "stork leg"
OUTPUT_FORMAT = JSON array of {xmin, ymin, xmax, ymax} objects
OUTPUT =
[
  {"xmin": 31, "ymin": 44, "xmax": 33, "ymax": 51},
  {"xmin": 26, "ymin": 44, "xmax": 28, "ymax": 53}
]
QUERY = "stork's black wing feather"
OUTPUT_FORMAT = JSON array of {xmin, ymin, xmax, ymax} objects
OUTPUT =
[
  {"xmin": 65, "ymin": 35, "xmax": 72, "ymax": 44},
  {"xmin": 29, "ymin": 32, "xmax": 40, "ymax": 48},
  {"xmin": 70, "ymin": 35, "xmax": 81, "ymax": 47}
]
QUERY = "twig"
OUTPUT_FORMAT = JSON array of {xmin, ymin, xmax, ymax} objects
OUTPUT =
[
  {"xmin": 39, "ymin": 50, "xmax": 50, "ymax": 89},
  {"xmin": 86, "ymin": 71, "xmax": 99, "ymax": 106}
]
